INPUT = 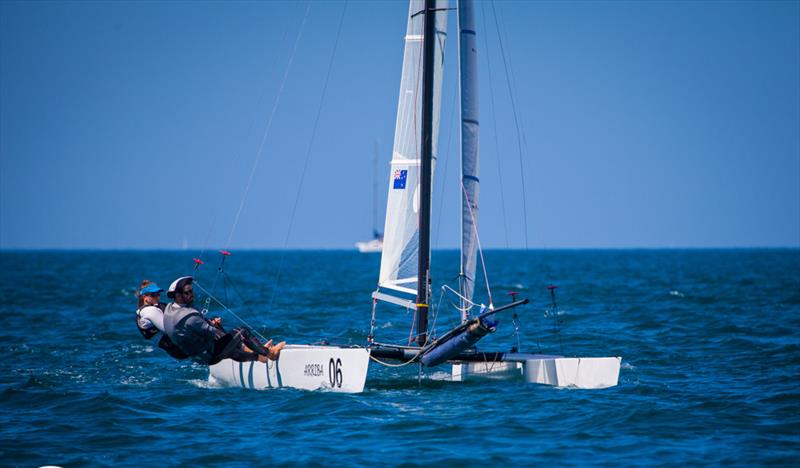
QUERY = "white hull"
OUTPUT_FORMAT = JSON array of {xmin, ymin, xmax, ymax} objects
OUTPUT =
[
  {"xmin": 451, "ymin": 361, "xmax": 521, "ymax": 381},
  {"xmin": 452, "ymin": 354, "xmax": 621, "ymax": 389},
  {"xmin": 208, "ymin": 345, "xmax": 371, "ymax": 393},
  {"xmin": 523, "ymin": 356, "xmax": 621, "ymax": 389},
  {"xmin": 355, "ymin": 239, "xmax": 383, "ymax": 253}
]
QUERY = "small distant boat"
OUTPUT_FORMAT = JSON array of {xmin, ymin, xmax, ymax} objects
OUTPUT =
[
  {"xmin": 355, "ymin": 235, "xmax": 383, "ymax": 253},
  {"xmin": 356, "ymin": 141, "xmax": 383, "ymax": 253}
]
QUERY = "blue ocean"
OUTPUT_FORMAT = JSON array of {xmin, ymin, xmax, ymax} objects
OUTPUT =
[{"xmin": 1, "ymin": 249, "xmax": 798, "ymax": 466}]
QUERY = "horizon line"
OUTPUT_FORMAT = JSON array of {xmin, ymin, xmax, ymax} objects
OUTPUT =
[{"xmin": 1, "ymin": 246, "xmax": 799, "ymax": 252}]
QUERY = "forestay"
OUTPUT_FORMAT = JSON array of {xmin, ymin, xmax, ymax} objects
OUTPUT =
[{"xmin": 377, "ymin": 0, "xmax": 448, "ymax": 307}]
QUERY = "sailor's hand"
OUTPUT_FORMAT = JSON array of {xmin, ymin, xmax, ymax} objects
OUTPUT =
[{"xmin": 210, "ymin": 317, "xmax": 222, "ymax": 327}]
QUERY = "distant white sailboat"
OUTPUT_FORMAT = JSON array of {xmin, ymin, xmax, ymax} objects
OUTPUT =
[
  {"xmin": 355, "ymin": 236, "xmax": 383, "ymax": 253},
  {"xmin": 355, "ymin": 141, "xmax": 383, "ymax": 253}
]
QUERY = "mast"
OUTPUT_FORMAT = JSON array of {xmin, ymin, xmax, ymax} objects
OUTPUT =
[
  {"xmin": 416, "ymin": 0, "xmax": 436, "ymax": 346},
  {"xmin": 458, "ymin": 0, "xmax": 479, "ymax": 321}
]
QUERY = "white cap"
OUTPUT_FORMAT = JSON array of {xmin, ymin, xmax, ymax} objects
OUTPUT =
[{"xmin": 167, "ymin": 276, "xmax": 193, "ymax": 298}]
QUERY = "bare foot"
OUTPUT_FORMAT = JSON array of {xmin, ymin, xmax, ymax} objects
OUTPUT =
[
  {"xmin": 256, "ymin": 340, "xmax": 273, "ymax": 363},
  {"xmin": 267, "ymin": 341, "xmax": 285, "ymax": 360}
]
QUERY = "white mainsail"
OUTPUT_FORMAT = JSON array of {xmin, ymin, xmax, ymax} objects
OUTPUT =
[{"xmin": 376, "ymin": 0, "xmax": 448, "ymax": 307}]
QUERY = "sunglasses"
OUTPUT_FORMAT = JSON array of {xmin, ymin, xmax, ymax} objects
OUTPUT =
[
  {"xmin": 178, "ymin": 289, "xmax": 194, "ymax": 295},
  {"xmin": 143, "ymin": 292, "xmax": 160, "ymax": 297}
]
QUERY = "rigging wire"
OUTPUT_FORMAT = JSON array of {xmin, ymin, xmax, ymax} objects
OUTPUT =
[
  {"xmin": 184, "ymin": 3, "xmax": 313, "ymax": 337},
  {"xmin": 430, "ymin": 286, "xmax": 446, "ymax": 338},
  {"xmin": 461, "ymin": 182, "xmax": 493, "ymax": 307},
  {"xmin": 267, "ymin": 0, "xmax": 349, "ymax": 312},
  {"xmin": 196, "ymin": 216, "xmax": 218, "ymax": 272},
  {"xmin": 193, "ymin": 5, "xmax": 309, "ymax": 268},
  {"xmin": 193, "ymin": 280, "xmax": 269, "ymax": 343},
  {"xmin": 369, "ymin": 353, "xmax": 420, "ymax": 368},
  {"xmin": 407, "ymin": 304, "xmax": 417, "ymax": 346},
  {"xmin": 224, "ymin": 1, "xmax": 313, "ymax": 252},
  {"xmin": 479, "ymin": 1, "xmax": 510, "ymax": 249},
  {"xmin": 441, "ymin": 284, "xmax": 480, "ymax": 313},
  {"xmin": 489, "ymin": 0, "xmax": 530, "ymax": 251},
  {"xmin": 433, "ymin": 72, "xmax": 459, "ymax": 248}
]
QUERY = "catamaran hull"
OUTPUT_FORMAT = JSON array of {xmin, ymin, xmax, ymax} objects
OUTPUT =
[
  {"xmin": 208, "ymin": 345, "xmax": 370, "ymax": 393},
  {"xmin": 452, "ymin": 354, "xmax": 622, "ymax": 389},
  {"xmin": 522, "ymin": 356, "xmax": 621, "ymax": 389},
  {"xmin": 452, "ymin": 361, "xmax": 521, "ymax": 381}
]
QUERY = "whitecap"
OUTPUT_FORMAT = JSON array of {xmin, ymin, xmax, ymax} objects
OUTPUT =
[
  {"xmin": 669, "ymin": 290, "xmax": 685, "ymax": 297},
  {"xmin": 426, "ymin": 371, "xmax": 451, "ymax": 381},
  {"xmin": 189, "ymin": 377, "xmax": 223, "ymax": 389}
]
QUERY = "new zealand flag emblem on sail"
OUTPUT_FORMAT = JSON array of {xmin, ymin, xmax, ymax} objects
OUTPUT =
[{"xmin": 393, "ymin": 169, "xmax": 408, "ymax": 189}]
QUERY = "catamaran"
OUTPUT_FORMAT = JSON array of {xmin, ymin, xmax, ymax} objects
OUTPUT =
[{"xmin": 209, "ymin": 0, "xmax": 620, "ymax": 393}]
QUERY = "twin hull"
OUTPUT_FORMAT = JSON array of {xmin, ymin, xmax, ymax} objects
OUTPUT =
[{"xmin": 208, "ymin": 345, "xmax": 621, "ymax": 392}]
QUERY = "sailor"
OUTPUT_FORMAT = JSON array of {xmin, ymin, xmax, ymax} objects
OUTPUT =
[
  {"xmin": 135, "ymin": 281, "xmax": 166, "ymax": 339},
  {"xmin": 135, "ymin": 280, "xmax": 189, "ymax": 359},
  {"xmin": 162, "ymin": 276, "xmax": 284, "ymax": 365}
]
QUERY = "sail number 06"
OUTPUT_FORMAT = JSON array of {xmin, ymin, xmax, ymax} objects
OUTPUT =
[{"xmin": 328, "ymin": 358, "xmax": 343, "ymax": 388}]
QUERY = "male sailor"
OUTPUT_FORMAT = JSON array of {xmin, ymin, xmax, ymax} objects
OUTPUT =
[{"xmin": 163, "ymin": 276, "xmax": 284, "ymax": 365}]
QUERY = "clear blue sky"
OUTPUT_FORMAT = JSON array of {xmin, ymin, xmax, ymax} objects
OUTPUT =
[{"xmin": 1, "ymin": 0, "xmax": 798, "ymax": 249}]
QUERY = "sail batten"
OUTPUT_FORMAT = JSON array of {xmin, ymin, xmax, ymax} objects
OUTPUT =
[{"xmin": 377, "ymin": 0, "xmax": 447, "ymax": 307}]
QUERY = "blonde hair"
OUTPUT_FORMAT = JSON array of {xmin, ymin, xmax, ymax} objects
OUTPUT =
[{"xmin": 137, "ymin": 280, "xmax": 153, "ymax": 308}]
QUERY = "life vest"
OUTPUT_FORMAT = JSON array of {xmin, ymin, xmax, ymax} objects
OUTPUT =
[
  {"xmin": 163, "ymin": 302, "xmax": 216, "ymax": 364},
  {"xmin": 135, "ymin": 302, "xmax": 165, "ymax": 340}
]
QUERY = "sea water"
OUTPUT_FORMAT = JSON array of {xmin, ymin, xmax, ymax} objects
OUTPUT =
[{"xmin": 1, "ymin": 249, "xmax": 798, "ymax": 466}]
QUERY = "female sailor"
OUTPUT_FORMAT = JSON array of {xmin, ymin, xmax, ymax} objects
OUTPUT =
[
  {"xmin": 135, "ymin": 280, "xmax": 166, "ymax": 338},
  {"xmin": 135, "ymin": 280, "xmax": 188, "ymax": 359}
]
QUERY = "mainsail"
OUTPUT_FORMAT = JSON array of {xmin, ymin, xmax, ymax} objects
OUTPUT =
[
  {"xmin": 376, "ymin": 0, "xmax": 447, "ymax": 308},
  {"xmin": 458, "ymin": 0, "xmax": 479, "ymax": 315}
]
